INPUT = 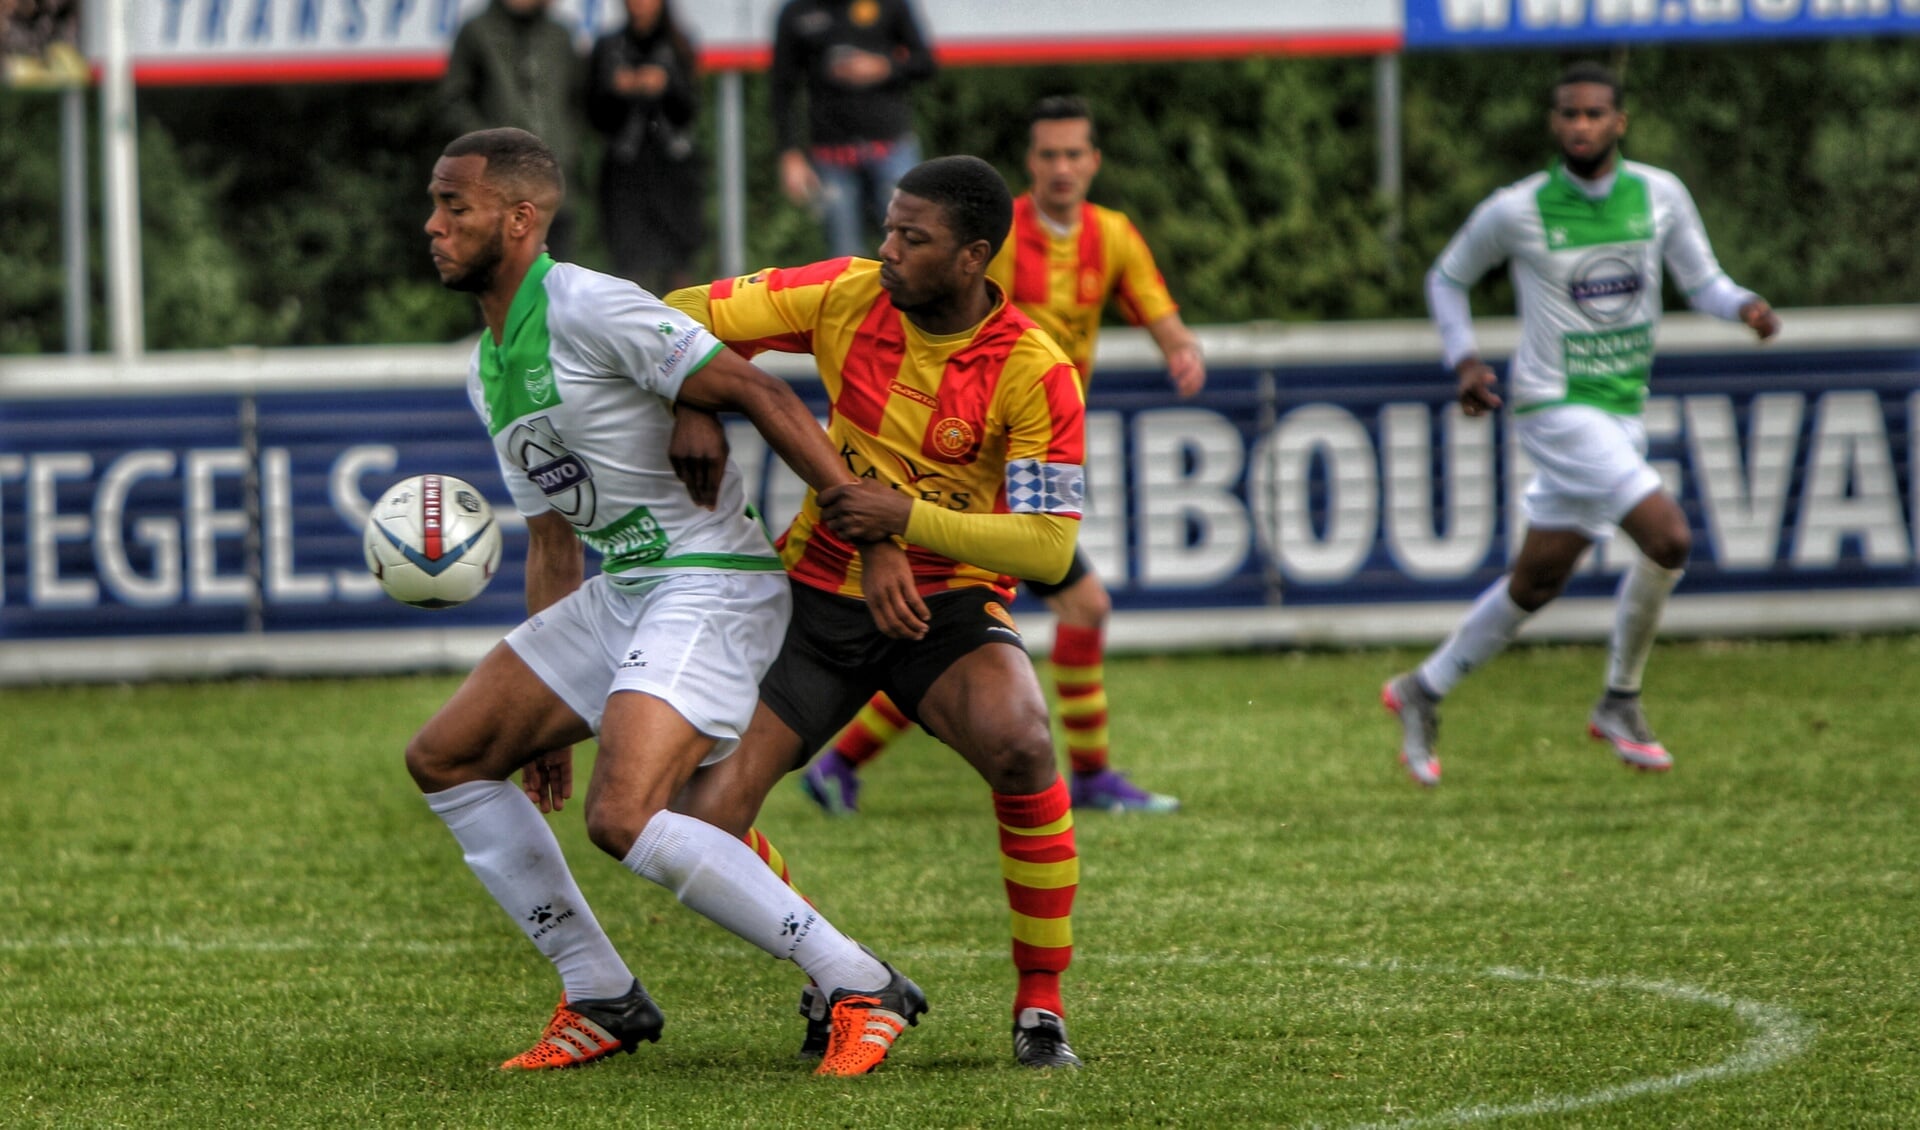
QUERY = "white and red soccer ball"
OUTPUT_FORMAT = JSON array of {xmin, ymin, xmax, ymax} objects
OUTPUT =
[{"xmin": 362, "ymin": 474, "xmax": 502, "ymax": 608}]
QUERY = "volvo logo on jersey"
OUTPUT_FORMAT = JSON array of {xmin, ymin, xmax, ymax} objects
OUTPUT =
[
  {"xmin": 1568, "ymin": 251, "xmax": 1645, "ymax": 324},
  {"xmin": 507, "ymin": 416, "xmax": 597, "ymax": 525}
]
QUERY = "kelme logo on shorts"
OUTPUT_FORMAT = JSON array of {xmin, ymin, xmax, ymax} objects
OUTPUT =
[{"xmin": 984, "ymin": 601, "xmax": 1019, "ymax": 633}]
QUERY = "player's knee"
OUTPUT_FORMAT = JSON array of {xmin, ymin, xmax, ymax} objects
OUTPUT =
[
  {"xmin": 1507, "ymin": 565, "xmax": 1569, "ymax": 612},
  {"xmin": 584, "ymin": 795, "xmax": 659, "ymax": 861},
  {"xmin": 1644, "ymin": 527, "xmax": 1691, "ymax": 571},
  {"xmin": 974, "ymin": 726, "xmax": 1058, "ymax": 795},
  {"xmin": 1056, "ymin": 579, "xmax": 1111, "ymax": 626},
  {"xmin": 404, "ymin": 731, "xmax": 462, "ymax": 792}
]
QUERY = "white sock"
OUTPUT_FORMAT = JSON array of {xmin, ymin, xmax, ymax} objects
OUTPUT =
[
  {"xmin": 1607, "ymin": 557, "xmax": 1683, "ymax": 693},
  {"xmin": 622, "ymin": 810, "xmax": 888, "ymax": 996},
  {"xmin": 1418, "ymin": 575, "xmax": 1531, "ymax": 697},
  {"xmin": 425, "ymin": 779, "xmax": 635, "ymax": 1002}
]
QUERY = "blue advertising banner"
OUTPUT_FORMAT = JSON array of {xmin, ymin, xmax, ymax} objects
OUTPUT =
[
  {"xmin": 3, "ymin": 343, "xmax": 1914, "ymax": 671},
  {"xmin": 1406, "ymin": 0, "xmax": 1920, "ymax": 49}
]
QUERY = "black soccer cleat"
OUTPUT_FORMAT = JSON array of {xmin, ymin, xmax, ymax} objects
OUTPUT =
[
  {"xmin": 1012, "ymin": 1007, "xmax": 1082, "ymax": 1069},
  {"xmin": 796, "ymin": 983, "xmax": 832, "ymax": 1059}
]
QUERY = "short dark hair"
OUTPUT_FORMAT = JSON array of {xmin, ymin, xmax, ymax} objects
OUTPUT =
[
  {"xmin": 894, "ymin": 155, "xmax": 1014, "ymax": 260},
  {"xmin": 441, "ymin": 127, "xmax": 566, "ymax": 209},
  {"xmin": 1554, "ymin": 62, "xmax": 1623, "ymax": 109},
  {"xmin": 1029, "ymin": 94, "xmax": 1097, "ymax": 146}
]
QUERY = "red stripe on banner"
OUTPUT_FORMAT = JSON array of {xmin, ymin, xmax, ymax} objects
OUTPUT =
[
  {"xmin": 698, "ymin": 32, "xmax": 1399, "ymax": 72},
  {"xmin": 130, "ymin": 56, "xmax": 448, "ymax": 86},
  {"xmin": 421, "ymin": 474, "xmax": 444, "ymax": 561},
  {"xmin": 123, "ymin": 33, "xmax": 1399, "ymax": 88}
]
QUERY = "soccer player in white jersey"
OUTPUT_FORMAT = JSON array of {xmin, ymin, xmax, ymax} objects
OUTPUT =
[
  {"xmin": 407, "ymin": 128, "xmax": 928, "ymax": 1074},
  {"xmin": 1382, "ymin": 63, "xmax": 1780, "ymax": 787}
]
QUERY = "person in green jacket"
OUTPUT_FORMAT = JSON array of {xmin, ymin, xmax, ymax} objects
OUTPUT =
[{"xmin": 440, "ymin": 0, "xmax": 586, "ymax": 259}]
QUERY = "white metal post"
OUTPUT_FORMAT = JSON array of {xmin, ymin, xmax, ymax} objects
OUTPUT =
[
  {"xmin": 718, "ymin": 69, "xmax": 746, "ymax": 279},
  {"xmin": 98, "ymin": 0, "xmax": 144, "ymax": 359},
  {"xmin": 61, "ymin": 85, "xmax": 90, "ymax": 354}
]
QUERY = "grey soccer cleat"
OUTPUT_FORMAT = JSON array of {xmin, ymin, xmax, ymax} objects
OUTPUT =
[
  {"xmin": 1381, "ymin": 672, "xmax": 1442, "ymax": 787},
  {"xmin": 1588, "ymin": 693, "xmax": 1673, "ymax": 771},
  {"xmin": 1013, "ymin": 1007, "xmax": 1082, "ymax": 1069}
]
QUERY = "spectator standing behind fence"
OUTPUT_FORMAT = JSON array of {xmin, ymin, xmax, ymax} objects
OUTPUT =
[
  {"xmin": 588, "ymin": 0, "xmax": 704, "ymax": 293},
  {"xmin": 440, "ymin": 0, "xmax": 585, "ymax": 260},
  {"xmin": 771, "ymin": 0, "xmax": 936, "ymax": 258}
]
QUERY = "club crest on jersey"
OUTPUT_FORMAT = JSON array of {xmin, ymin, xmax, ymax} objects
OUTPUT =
[
  {"xmin": 1569, "ymin": 250, "xmax": 1645, "ymax": 324},
  {"xmin": 524, "ymin": 363, "xmax": 555, "ymax": 405},
  {"xmin": 929, "ymin": 416, "xmax": 978, "ymax": 461}
]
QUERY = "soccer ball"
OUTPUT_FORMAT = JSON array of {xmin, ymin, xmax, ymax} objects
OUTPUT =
[{"xmin": 362, "ymin": 474, "xmax": 502, "ymax": 608}]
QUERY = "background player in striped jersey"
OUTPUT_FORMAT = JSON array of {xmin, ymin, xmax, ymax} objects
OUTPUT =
[
  {"xmin": 665, "ymin": 155, "xmax": 1090, "ymax": 1068},
  {"xmin": 804, "ymin": 95, "xmax": 1204, "ymax": 816},
  {"xmin": 1382, "ymin": 63, "xmax": 1780, "ymax": 787},
  {"xmin": 407, "ymin": 127, "xmax": 924, "ymax": 1076}
]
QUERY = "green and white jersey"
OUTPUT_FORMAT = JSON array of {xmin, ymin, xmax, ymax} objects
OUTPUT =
[
  {"xmin": 1433, "ymin": 160, "xmax": 1746, "ymax": 415},
  {"xmin": 466, "ymin": 255, "xmax": 782, "ymax": 585}
]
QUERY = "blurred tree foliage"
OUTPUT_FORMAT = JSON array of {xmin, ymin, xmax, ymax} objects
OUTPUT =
[{"xmin": 1, "ymin": 38, "xmax": 1915, "ymax": 354}]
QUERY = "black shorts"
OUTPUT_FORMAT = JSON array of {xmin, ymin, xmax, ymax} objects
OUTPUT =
[
  {"xmin": 761, "ymin": 583, "xmax": 1027, "ymax": 760},
  {"xmin": 1020, "ymin": 545, "xmax": 1092, "ymax": 600}
]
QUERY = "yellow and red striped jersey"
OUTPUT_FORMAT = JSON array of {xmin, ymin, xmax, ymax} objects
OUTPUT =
[
  {"xmin": 988, "ymin": 195, "xmax": 1179, "ymax": 388},
  {"xmin": 667, "ymin": 257, "xmax": 1086, "ymax": 599}
]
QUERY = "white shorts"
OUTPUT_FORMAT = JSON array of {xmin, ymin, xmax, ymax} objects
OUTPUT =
[
  {"xmin": 506, "ymin": 571, "xmax": 791, "ymax": 764},
  {"xmin": 1515, "ymin": 404, "xmax": 1664, "ymax": 541}
]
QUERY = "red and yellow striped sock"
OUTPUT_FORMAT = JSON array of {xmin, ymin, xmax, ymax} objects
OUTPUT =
[
  {"xmin": 743, "ymin": 826, "xmax": 809, "ymax": 903},
  {"xmin": 826, "ymin": 692, "xmax": 913, "ymax": 770},
  {"xmin": 1052, "ymin": 623, "xmax": 1109, "ymax": 775},
  {"xmin": 995, "ymin": 777, "xmax": 1077, "ymax": 1017}
]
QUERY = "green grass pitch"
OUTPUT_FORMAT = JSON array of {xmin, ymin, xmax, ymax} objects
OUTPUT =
[{"xmin": 2, "ymin": 636, "xmax": 1917, "ymax": 1127}]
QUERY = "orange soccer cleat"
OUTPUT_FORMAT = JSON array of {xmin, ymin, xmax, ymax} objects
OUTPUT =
[
  {"xmin": 814, "ymin": 963, "xmax": 928, "ymax": 1076},
  {"xmin": 498, "ymin": 980, "xmax": 664, "ymax": 1071}
]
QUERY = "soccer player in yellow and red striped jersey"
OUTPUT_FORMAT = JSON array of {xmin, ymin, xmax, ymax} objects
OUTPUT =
[
  {"xmin": 665, "ymin": 155, "xmax": 1089, "ymax": 1069},
  {"xmin": 808, "ymin": 96, "xmax": 1204, "ymax": 816}
]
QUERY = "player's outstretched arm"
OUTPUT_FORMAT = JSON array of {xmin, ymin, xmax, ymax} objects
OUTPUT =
[
  {"xmin": 520, "ymin": 511, "xmax": 584, "ymax": 815},
  {"xmin": 676, "ymin": 348, "xmax": 852, "ymax": 496}
]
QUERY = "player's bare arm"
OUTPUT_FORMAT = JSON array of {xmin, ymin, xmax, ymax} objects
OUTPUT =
[
  {"xmin": 520, "ymin": 511, "xmax": 586, "ymax": 813},
  {"xmin": 1146, "ymin": 312, "xmax": 1206, "ymax": 397},
  {"xmin": 858, "ymin": 540, "xmax": 930, "ymax": 640},
  {"xmin": 1455, "ymin": 357, "xmax": 1501, "ymax": 417},
  {"xmin": 676, "ymin": 348, "xmax": 854, "ymax": 496}
]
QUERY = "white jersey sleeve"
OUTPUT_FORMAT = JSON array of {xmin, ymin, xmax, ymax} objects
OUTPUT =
[
  {"xmin": 1649, "ymin": 170, "xmax": 1751, "ymax": 305},
  {"xmin": 1433, "ymin": 190, "xmax": 1518, "ymax": 289},
  {"xmin": 545, "ymin": 269, "xmax": 725, "ymax": 402}
]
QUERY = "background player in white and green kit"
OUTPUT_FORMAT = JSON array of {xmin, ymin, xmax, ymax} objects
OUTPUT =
[
  {"xmin": 405, "ymin": 128, "xmax": 928, "ymax": 1075},
  {"xmin": 1383, "ymin": 63, "xmax": 1780, "ymax": 788}
]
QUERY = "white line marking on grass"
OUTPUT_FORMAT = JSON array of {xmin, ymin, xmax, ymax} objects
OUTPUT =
[
  {"xmin": 4, "ymin": 935, "xmax": 1812, "ymax": 1124},
  {"xmin": 1323, "ymin": 957, "xmax": 1816, "ymax": 1129}
]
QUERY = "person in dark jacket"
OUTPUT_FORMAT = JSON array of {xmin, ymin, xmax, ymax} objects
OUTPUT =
[
  {"xmin": 771, "ymin": 0, "xmax": 936, "ymax": 258},
  {"xmin": 440, "ymin": 0, "xmax": 585, "ymax": 259},
  {"xmin": 587, "ymin": 0, "xmax": 704, "ymax": 294}
]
